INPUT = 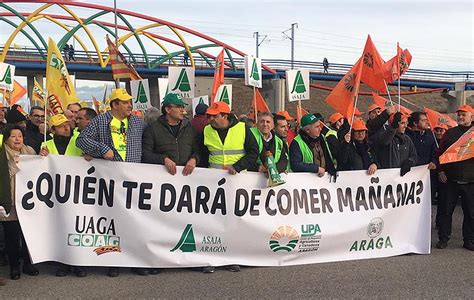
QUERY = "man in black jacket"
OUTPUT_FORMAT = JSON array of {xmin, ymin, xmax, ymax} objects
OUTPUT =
[
  {"xmin": 24, "ymin": 106, "xmax": 46, "ymax": 154},
  {"xmin": 436, "ymin": 105, "xmax": 474, "ymax": 251},
  {"xmin": 373, "ymin": 112, "xmax": 418, "ymax": 176},
  {"xmin": 142, "ymin": 93, "xmax": 199, "ymax": 176}
]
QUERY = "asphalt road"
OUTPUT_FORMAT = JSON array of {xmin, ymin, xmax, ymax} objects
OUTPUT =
[{"xmin": 0, "ymin": 205, "xmax": 472, "ymax": 298}]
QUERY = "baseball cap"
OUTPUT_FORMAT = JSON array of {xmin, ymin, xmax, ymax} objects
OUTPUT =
[
  {"xmin": 110, "ymin": 88, "xmax": 132, "ymax": 102},
  {"xmin": 434, "ymin": 123, "xmax": 448, "ymax": 130},
  {"xmin": 162, "ymin": 93, "xmax": 187, "ymax": 107},
  {"xmin": 354, "ymin": 108, "xmax": 364, "ymax": 116},
  {"xmin": 456, "ymin": 104, "xmax": 473, "ymax": 113},
  {"xmin": 329, "ymin": 112, "xmax": 344, "ymax": 124},
  {"xmin": 276, "ymin": 111, "xmax": 294, "ymax": 121},
  {"xmin": 300, "ymin": 113, "xmax": 322, "ymax": 128},
  {"xmin": 206, "ymin": 102, "xmax": 231, "ymax": 115},
  {"xmin": 49, "ymin": 114, "xmax": 69, "ymax": 128},
  {"xmin": 352, "ymin": 120, "xmax": 368, "ymax": 131},
  {"xmin": 368, "ymin": 104, "xmax": 382, "ymax": 113}
]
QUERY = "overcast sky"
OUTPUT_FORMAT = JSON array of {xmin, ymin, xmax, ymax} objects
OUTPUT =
[{"xmin": 1, "ymin": 0, "xmax": 473, "ymax": 104}]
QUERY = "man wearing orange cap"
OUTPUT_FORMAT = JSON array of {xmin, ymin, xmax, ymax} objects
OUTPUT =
[
  {"xmin": 367, "ymin": 105, "xmax": 397, "ymax": 140},
  {"xmin": 436, "ymin": 104, "xmax": 473, "ymax": 251},
  {"xmin": 373, "ymin": 112, "xmax": 417, "ymax": 176},
  {"xmin": 76, "ymin": 88, "xmax": 147, "ymax": 276},
  {"xmin": 433, "ymin": 123, "xmax": 448, "ymax": 145},
  {"xmin": 367, "ymin": 104, "xmax": 382, "ymax": 121},
  {"xmin": 202, "ymin": 101, "xmax": 258, "ymax": 273},
  {"xmin": 202, "ymin": 101, "xmax": 258, "ymax": 176}
]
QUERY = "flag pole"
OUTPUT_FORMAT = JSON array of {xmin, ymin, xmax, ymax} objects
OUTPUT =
[
  {"xmin": 253, "ymin": 86, "xmax": 258, "ymax": 123},
  {"xmin": 114, "ymin": 0, "xmax": 120, "ymax": 89},
  {"xmin": 397, "ymin": 77, "xmax": 401, "ymax": 112},
  {"xmin": 383, "ymin": 79, "xmax": 394, "ymax": 106}
]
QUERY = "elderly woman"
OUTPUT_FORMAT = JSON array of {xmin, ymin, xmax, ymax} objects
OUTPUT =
[
  {"xmin": 0, "ymin": 125, "xmax": 39, "ymax": 280},
  {"xmin": 337, "ymin": 120, "xmax": 378, "ymax": 175}
]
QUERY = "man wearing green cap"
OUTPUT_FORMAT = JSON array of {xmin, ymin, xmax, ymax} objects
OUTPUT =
[
  {"xmin": 289, "ymin": 114, "xmax": 336, "ymax": 177},
  {"xmin": 142, "ymin": 93, "xmax": 199, "ymax": 176}
]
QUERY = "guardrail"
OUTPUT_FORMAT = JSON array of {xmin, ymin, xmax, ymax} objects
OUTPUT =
[{"xmin": 2, "ymin": 46, "xmax": 473, "ymax": 83}]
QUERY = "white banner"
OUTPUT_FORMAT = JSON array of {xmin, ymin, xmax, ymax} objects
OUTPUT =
[
  {"xmin": 244, "ymin": 56, "xmax": 262, "ymax": 88},
  {"xmin": 130, "ymin": 79, "xmax": 152, "ymax": 111},
  {"xmin": 168, "ymin": 66, "xmax": 195, "ymax": 98},
  {"xmin": 158, "ymin": 78, "xmax": 169, "ymax": 108},
  {"xmin": 0, "ymin": 62, "xmax": 15, "ymax": 91},
  {"xmin": 16, "ymin": 156, "xmax": 431, "ymax": 268},
  {"xmin": 286, "ymin": 69, "xmax": 310, "ymax": 102}
]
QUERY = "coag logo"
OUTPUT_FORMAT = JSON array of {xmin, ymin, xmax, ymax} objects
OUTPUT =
[
  {"xmin": 67, "ymin": 216, "xmax": 121, "ymax": 256},
  {"xmin": 269, "ymin": 226, "xmax": 299, "ymax": 252},
  {"xmin": 350, "ymin": 217, "xmax": 393, "ymax": 252}
]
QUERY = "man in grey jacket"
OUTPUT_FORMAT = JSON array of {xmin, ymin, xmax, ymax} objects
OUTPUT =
[{"xmin": 142, "ymin": 93, "xmax": 199, "ymax": 175}]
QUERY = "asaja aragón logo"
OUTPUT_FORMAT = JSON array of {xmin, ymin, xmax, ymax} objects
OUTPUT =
[
  {"xmin": 171, "ymin": 224, "xmax": 227, "ymax": 253},
  {"xmin": 269, "ymin": 226, "xmax": 299, "ymax": 252}
]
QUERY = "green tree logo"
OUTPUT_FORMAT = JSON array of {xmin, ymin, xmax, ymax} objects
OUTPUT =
[
  {"xmin": 170, "ymin": 224, "xmax": 196, "ymax": 252},
  {"xmin": 198, "ymin": 97, "xmax": 205, "ymax": 104},
  {"xmin": 0, "ymin": 65, "xmax": 12, "ymax": 85},
  {"xmin": 172, "ymin": 68, "xmax": 191, "ymax": 92},
  {"xmin": 135, "ymin": 81, "xmax": 148, "ymax": 103},
  {"xmin": 291, "ymin": 71, "xmax": 306, "ymax": 94},
  {"xmin": 250, "ymin": 59, "xmax": 260, "ymax": 81}
]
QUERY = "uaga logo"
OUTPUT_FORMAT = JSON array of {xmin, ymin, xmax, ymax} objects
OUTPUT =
[
  {"xmin": 269, "ymin": 224, "xmax": 322, "ymax": 253},
  {"xmin": 349, "ymin": 217, "xmax": 393, "ymax": 251},
  {"xmin": 68, "ymin": 216, "xmax": 121, "ymax": 256},
  {"xmin": 171, "ymin": 224, "xmax": 227, "ymax": 253}
]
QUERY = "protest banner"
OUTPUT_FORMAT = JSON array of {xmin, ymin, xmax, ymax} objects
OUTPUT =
[{"xmin": 16, "ymin": 156, "xmax": 431, "ymax": 268}]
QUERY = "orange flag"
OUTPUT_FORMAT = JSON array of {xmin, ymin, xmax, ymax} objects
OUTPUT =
[
  {"xmin": 380, "ymin": 44, "xmax": 412, "ymax": 83},
  {"xmin": 439, "ymin": 127, "xmax": 474, "ymax": 164},
  {"xmin": 4, "ymin": 80, "xmax": 26, "ymax": 106},
  {"xmin": 295, "ymin": 104, "xmax": 310, "ymax": 124},
  {"xmin": 106, "ymin": 36, "xmax": 141, "ymax": 81},
  {"xmin": 372, "ymin": 92, "xmax": 387, "ymax": 109},
  {"xmin": 248, "ymin": 89, "xmax": 270, "ymax": 120},
  {"xmin": 211, "ymin": 49, "xmax": 225, "ymax": 103},
  {"xmin": 324, "ymin": 58, "xmax": 363, "ymax": 122},
  {"xmin": 424, "ymin": 107, "xmax": 457, "ymax": 129},
  {"xmin": 361, "ymin": 35, "xmax": 386, "ymax": 92}
]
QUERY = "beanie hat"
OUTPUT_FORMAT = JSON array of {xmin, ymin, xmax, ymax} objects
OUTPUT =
[{"xmin": 195, "ymin": 103, "xmax": 209, "ymax": 115}]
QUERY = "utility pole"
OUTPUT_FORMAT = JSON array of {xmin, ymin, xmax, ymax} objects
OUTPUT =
[
  {"xmin": 282, "ymin": 23, "xmax": 298, "ymax": 69},
  {"xmin": 253, "ymin": 32, "xmax": 267, "ymax": 58}
]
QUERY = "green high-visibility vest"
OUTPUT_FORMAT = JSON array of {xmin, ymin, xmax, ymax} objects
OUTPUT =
[
  {"xmin": 0, "ymin": 134, "xmax": 3, "ymax": 147},
  {"xmin": 250, "ymin": 127, "xmax": 283, "ymax": 164},
  {"xmin": 293, "ymin": 134, "xmax": 314, "ymax": 164},
  {"xmin": 204, "ymin": 122, "xmax": 246, "ymax": 169},
  {"xmin": 41, "ymin": 136, "xmax": 83, "ymax": 156}
]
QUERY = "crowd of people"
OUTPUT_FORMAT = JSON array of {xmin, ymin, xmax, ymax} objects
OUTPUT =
[{"xmin": 0, "ymin": 89, "xmax": 472, "ymax": 281}]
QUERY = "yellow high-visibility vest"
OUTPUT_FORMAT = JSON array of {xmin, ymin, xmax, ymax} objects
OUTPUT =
[{"xmin": 204, "ymin": 122, "xmax": 246, "ymax": 169}]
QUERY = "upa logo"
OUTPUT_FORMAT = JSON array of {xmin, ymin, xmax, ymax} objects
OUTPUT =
[
  {"xmin": 269, "ymin": 225, "xmax": 300, "ymax": 252},
  {"xmin": 67, "ymin": 216, "xmax": 121, "ymax": 256},
  {"xmin": 349, "ymin": 217, "xmax": 393, "ymax": 252}
]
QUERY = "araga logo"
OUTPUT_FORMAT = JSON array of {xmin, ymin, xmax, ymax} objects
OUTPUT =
[
  {"xmin": 68, "ymin": 216, "xmax": 121, "ymax": 256},
  {"xmin": 171, "ymin": 224, "xmax": 227, "ymax": 253},
  {"xmin": 349, "ymin": 217, "xmax": 393, "ymax": 252}
]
